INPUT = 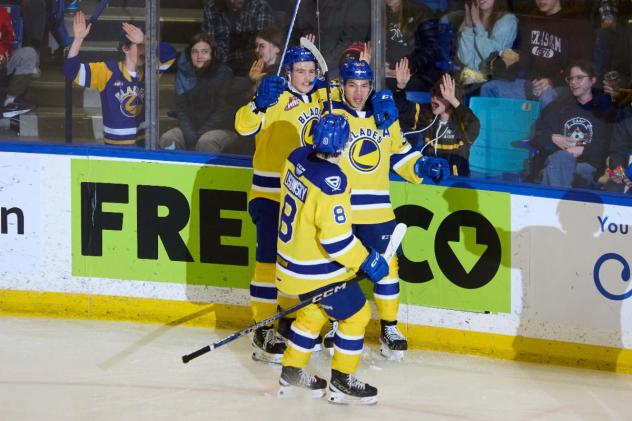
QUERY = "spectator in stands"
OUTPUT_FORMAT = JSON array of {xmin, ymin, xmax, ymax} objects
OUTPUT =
[
  {"xmin": 395, "ymin": 58, "xmax": 480, "ymax": 176},
  {"xmin": 456, "ymin": 0, "xmax": 517, "ymax": 85},
  {"xmin": 160, "ymin": 33, "xmax": 246, "ymax": 154},
  {"xmin": 248, "ymin": 27, "xmax": 282, "ymax": 87},
  {"xmin": 0, "ymin": 5, "xmax": 38, "ymax": 118},
  {"xmin": 605, "ymin": 104, "xmax": 632, "ymax": 192},
  {"xmin": 202, "ymin": 0, "xmax": 276, "ymax": 77},
  {"xmin": 384, "ymin": 0, "xmax": 433, "ymax": 89},
  {"xmin": 65, "ymin": 11, "xmax": 176, "ymax": 146},
  {"xmin": 529, "ymin": 60, "xmax": 612, "ymax": 189},
  {"xmin": 480, "ymin": 0, "xmax": 592, "ymax": 108}
]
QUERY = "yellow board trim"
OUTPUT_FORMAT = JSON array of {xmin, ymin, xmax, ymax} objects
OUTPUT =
[{"xmin": 2, "ymin": 289, "xmax": 632, "ymax": 374}]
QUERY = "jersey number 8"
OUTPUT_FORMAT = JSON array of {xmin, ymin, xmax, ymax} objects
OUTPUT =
[{"xmin": 279, "ymin": 194, "xmax": 297, "ymax": 243}]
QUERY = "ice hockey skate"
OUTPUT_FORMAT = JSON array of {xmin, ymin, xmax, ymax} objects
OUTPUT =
[
  {"xmin": 278, "ymin": 366, "xmax": 327, "ymax": 399},
  {"xmin": 328, "ymin": 369, "xmax": 377, "ymax": 405},
  {"xmin": 251, "ymin": 325, "xmax": 286, "ymax": 364},
  {"xmin": 379, "ymin": 320, "xmax": 407, "ymax": 361}
]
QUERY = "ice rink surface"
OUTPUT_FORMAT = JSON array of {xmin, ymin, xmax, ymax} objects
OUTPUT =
[{"xmin": 1, "ymin": 316, "xmax": 632, "ymax": 421}]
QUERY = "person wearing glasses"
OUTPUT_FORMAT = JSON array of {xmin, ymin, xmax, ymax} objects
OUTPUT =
[{"xmin": 529, "ymin": 60, "xmax": 613, "ymax": 189}]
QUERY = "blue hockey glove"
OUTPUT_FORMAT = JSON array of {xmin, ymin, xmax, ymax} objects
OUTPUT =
[
  {"xmin": 371, "ymin": 89, "xmax": 399, "ymax": 129},
  {"xmin": 360, "ymin": 249, "xmax": 389, "ymax": 283},
  {"xmin": 414, "ymin": 156, "xmax": 450, "ymax": 183},
  {"xmin": 254, "ymin": 75, "xmax": 286, "ymax": 111}
]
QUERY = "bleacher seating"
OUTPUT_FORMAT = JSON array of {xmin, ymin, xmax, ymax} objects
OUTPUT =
[{"xmin": 468, "ymin": 97, "xmax": 541, "ymax": 181}]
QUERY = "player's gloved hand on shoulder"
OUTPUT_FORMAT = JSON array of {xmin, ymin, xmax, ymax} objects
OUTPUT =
[
  {"xmin": 372, "ymin": 89, "xmax": 399, "ymax": 129},
  {"xmin": 360, "ymin": 249, "xmax": 389, "ymax": 283},
  {"xmin": 254, "ymin": 75, "xmax": 286, "ymax": 111},
  {"xmin": 415, "ymin": 156, "xmax": 450, "ymax": 183}
]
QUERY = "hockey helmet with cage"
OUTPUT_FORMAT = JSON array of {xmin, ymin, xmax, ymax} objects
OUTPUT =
[
  {"xmin": 312, "ymin": 114, "xmax": 350, "ymax": 155},
  {"xmin": 340, "ymin": 59, "xmax": 373, "ymax": 84},
  {"xmin": 283, "ymin": 46, "xmax": 318, "ymax": 73}
]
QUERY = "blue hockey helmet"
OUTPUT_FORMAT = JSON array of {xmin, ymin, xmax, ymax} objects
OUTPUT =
[
  {"xmin": 340, "ymin": 59, "xmax": 373, "ymax": 84},
  {"xmin": 283, "ymin": 46, "xmax": 318, "ymax": 72},
  {"xmin": 312, "ymin": 114, "xmax": 350, "ymax": 154}
]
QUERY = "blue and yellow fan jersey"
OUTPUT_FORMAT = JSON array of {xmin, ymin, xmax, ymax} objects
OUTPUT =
[
  {"xmin": 235, "ymin": 79, "xmax": 330, "ymax": 203},
  {"xmin": 64, "ymin": 43, "xmax": 176, "ymax": 145},
  {"xmin": 275, "ymin": 146, "xmax": 370, "ymax": 296},
  {"xmin": 330, "ymin": 101, "xmax": 422, "ymax": 224}
]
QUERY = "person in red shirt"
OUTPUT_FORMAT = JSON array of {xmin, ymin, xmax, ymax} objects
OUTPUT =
[{"xmin": 0, "ymin": 6, "xmax": 38, "ymax": 118}]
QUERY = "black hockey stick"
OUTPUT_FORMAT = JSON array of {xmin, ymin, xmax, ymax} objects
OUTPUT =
[{"xmin": 181, "ymin": 223, "xmax": 407, "ymax": 364}]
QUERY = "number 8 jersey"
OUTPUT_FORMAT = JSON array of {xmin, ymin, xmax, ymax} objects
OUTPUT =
[{"xmin": 276, "ymin": 146, "xmax": 370, "ymax": 296}]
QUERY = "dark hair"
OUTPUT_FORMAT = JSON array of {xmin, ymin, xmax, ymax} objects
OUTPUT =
[
  {"xmin": 256, "ymin": 27, "xmax": 283, "ymax": 50},
  {"xmin": 430, "ymin": 75, "xmax": 462, "ymax": 111},
  {"xmin": 187, "ymin": 33, "xmax": 218, "ymax": 62},
  {"xmin": 567, "ymin": 60, "xmax": 597, "ymax": 78}
]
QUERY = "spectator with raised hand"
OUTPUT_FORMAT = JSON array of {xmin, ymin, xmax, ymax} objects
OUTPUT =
[
  {"xmin": 394, "ymin": 58, "xmax": 480, "ymax": 176},
  {"xmin": 160, "ymin": 33, "xmax": 244, "ymax": 154},
  {"xmin": 480, "ymin": 0, "xmax": 592, "ymax": 108},
  {"xmin": 202, "ymin": 0, "xmax": 276, "ymax": 77},
  {"xmin": 65, "ymin": 11, "xmax": 176, "ymax": 146},
  {"xmin": 0, "ymin": 6, "xmax": 39, "ymax": 118},
  {"xmin": 456, "ymin": 0, "xmax": 517, "ymax": 85},
  {"xmin": 249, "ymin": 27, "xmax": 283, "ymax": 87},
  {"xmin": 529, "ymin": 60, "xmax": 613, "ymax": 189}
]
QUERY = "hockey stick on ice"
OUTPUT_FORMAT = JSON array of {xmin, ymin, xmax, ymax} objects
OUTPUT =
[
  {"xmin": 276, "ymin": 0, "xmax": 303, "ymax": 76},
  {"xmin": 181, "ymin": 223, "xmax": 407, "ymax": 364},
  {"xmin": 300, "ymin": 36, "xmax": 333, "ymax": 111}
]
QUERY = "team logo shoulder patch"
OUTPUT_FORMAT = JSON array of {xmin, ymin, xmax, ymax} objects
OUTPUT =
[
  {"xmin": 285, "ymin": 96, "xmax": 300, "ymax": 111},
  {"xmin": 324, "ymin": 176, "xmax": 342, "ymax": 192},
  {"xmin": 295, "ymin": 163, "xmax": 306, "ymax": 177}
]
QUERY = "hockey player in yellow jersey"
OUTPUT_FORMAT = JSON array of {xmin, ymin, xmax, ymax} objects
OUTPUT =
[
  {"xmin": 321, "ymin": 59, "xmax": 450, "ymax": 360},
  {"xmin": 234, "ymin": 47, "xmax": 329, "ymax": 363},
  {"xmin": 276, "ymin": 114, "xmax": 389, "ymax": 405}
]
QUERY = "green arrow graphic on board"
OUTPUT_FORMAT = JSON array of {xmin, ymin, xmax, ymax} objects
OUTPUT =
[{"xmin": 447, "ymin": 226, "xmax": 488, "ymax": 274}]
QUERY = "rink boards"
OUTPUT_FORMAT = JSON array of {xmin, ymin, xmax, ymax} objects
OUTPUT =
[{"xmin": 1, "ymin": 145, "xmax": 632, "ymax": 373}]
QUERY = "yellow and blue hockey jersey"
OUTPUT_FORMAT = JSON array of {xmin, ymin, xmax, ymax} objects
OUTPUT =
[
  {"xmin": 330, "ymin": 101, "xmax": 422, "ymax": 224},
  {"xmin": 64, "ymin": 43, "xmax": 176, "ymax": 145},
  {"xmin": 275, "ymin": 146, "xmax": 370, "ymax": 295},
  {"xmin": 235, "ymin": 79, "xmax": 330, "ymax": 203}
]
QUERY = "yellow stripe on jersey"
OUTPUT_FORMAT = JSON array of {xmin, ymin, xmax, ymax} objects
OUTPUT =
[
  {"xmin": 235, "ymin": 80, "xmax": 329, "ymax": 203},
  {"xmin": 275, "ymin": 147, "xmax": 369, "ymax": 296},
  {"xmin": 330, "ymin": 102, "xmax": 421, "ymax": 224}
]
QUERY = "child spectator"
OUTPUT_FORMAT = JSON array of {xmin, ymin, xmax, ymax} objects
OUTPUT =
[
  {"xmin": 394, "ymin": 59, "xmax": 480, "ymax": 176},
  {"xmin": 529, "ymin": 60, "xmax": 613, "ymax": 189},
  {"xmin": 480, "ymin": 0, "xmax": 592, "ymax": 108},
  {"xmin": 456, "ymin": 0, "xmax": 517, "ymax": 85},
  {"xmin": 0, "ymin": 6, "xmax": 39, "ymax": 118},
  {"xmin": 64, "ymin": 12, "xmax": 176, "ymax": 146},
  {"xmin": 160, "ymin": 33, "xmax": 245, "ymax": 154},
  {"xmin": 202, "ymin": 0, "xmax": 276, "ymax": 77}
]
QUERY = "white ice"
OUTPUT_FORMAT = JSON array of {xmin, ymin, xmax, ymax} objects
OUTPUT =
[{"xmin": 1, "ymin": 316, "xmax": 632, "ymax": 420}]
